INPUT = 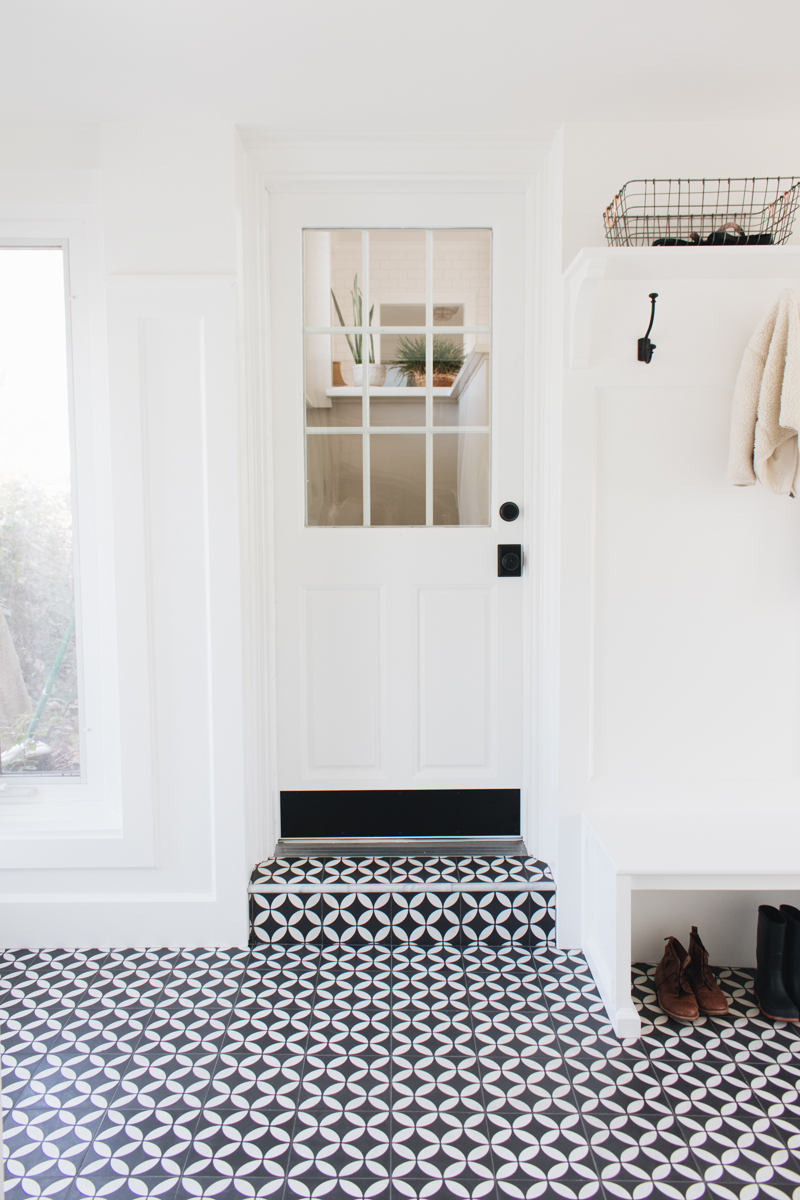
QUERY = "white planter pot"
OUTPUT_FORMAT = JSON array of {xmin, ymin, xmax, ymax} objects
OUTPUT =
[{"xmin": 351, "ymin": 364, "xmax": 387, "ymax": 387}]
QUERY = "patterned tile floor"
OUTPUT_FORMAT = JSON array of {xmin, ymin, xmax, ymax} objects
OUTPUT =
[
  {"xmin": 3, "ymin": 946, "xmax": 800, "ymax": 1199},
  {"xmin": 249, "ymin": 858, "xmax": 555, "ymax": 890},
  {"xmin": 247, "ymin": 857, "xmax": 556, "ymax": 949}
]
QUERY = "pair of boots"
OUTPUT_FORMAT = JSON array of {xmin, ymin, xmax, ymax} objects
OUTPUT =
[
  {"xmin": 754, "ymin": 904, "xmax": 800, "ymax": 1022},
  {"xmin": 654, "ymin": 926, "xmax": 729, "ymax": 1021}
]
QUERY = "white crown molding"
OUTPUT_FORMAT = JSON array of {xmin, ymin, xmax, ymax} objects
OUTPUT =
[{"xmin": 239, "ymin": 130, "xmax": 559, "ymax": 194}]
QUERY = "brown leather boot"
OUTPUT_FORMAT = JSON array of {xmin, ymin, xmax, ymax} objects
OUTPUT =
[
  {"xmin": 686, "ymin": 926, "xmax": 729, "ymax": 1016},
  {"xmin": 654, "ymin": 936, "xmax": 700, "ymax": 1021}
]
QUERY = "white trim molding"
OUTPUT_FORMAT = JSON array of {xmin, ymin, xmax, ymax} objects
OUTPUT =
[
  {"xmin": 0, "ymin": 197, "xmax": 123, "ymax": 861},
  {"xmin": 0, "ymin": 269, "xmax": 248, "ymax": 949},
  {"xmin": 238, "ymin": 133, "xmax": 564, "ymax": 868}
]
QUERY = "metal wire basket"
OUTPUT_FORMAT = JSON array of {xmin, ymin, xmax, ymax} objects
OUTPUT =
[{"xmin": 604, "ymin": 178, "xmax": 800, "ymax": 247}]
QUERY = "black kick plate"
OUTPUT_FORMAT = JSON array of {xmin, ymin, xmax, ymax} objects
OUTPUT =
[{"xmin": 280, "ymin": 789, "xmax": 521, "ymax": 839}]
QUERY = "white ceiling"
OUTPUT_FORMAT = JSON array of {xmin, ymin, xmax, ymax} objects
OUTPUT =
[{"xmin": 3, "ymin": 0, "xmax": 799, "ymax": 129}]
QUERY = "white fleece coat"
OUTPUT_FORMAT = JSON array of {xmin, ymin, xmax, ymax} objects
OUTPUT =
[{"xmin": 729, "ymin": 288, "xmax": 800, "ymax": 495}]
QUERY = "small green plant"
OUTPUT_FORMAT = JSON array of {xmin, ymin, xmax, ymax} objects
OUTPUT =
[
  {"xmin": 392, "ymin": 335, "xmax": 466, "ymax": 384},
  {"xmin": 330, "ymin": 274, "xmax": 375, "ymax": 364}
]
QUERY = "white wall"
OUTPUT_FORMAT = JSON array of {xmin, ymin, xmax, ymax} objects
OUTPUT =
[
  {"xmin": 100, "ymin": 123, "xmax": 236, "ymax": 274},
  {"xmin": 2, "ymin": 117, "xmax": 798, "ymax": 962},
  {"xmin": 0, "ymin": 124, "xmax": 248, "ymax": 948},
  {"xmin": 632, "ymin": 891, "xmax": 800, "ymax": 968},
  {"xmin": 558, "ymin": 121, "xmax": 800, "ymax": 964}
]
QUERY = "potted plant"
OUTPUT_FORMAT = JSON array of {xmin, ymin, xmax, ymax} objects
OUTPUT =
[
  {"xmin": 392, "ymin": 335, "xmax": 466, "ymax": 388},
  {"xmin": 331, "ymin": 275, "xmax": 386, "ymax": 386}
]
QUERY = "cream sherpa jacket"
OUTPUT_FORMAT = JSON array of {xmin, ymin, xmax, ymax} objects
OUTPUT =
[{"xmin": 729, "ymin": 288, "xmax": 800, "ymax": 495}]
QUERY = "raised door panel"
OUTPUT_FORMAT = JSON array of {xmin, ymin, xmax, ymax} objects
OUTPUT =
[
  {"xmin": 304, "ymin": 587, "xmax": 382, "ymax": 771},
  {"xmin": 417, "ymin": 588, "xmax": 494, "ymax": 772}
]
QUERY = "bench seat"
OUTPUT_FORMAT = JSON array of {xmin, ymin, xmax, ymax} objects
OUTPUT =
[{"xmin": 581, "ymin": 810, "xmax": 800, "ymax": 1037}]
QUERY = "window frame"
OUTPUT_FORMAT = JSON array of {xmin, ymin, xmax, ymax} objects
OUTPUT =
[
  {"xmin": 0, "ymin": 212, "xmax": 120, "ymax": 828},
  {"xmin": 0, "ymin": 237, "xmax": 86, "ymax": 784}
]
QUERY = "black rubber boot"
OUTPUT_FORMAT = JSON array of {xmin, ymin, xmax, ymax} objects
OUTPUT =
[
  {"xmin": 755, "ymin": 905, "xmax": 800, "ymax": 1022},
  {"xmin": 780, "ymin": 904, "xmax": 800, "ymax": 1010}
]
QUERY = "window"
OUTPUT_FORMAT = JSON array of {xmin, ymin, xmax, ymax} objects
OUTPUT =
[
  {"xmin": 0, "ymin": 246, "xmax": 80, "ymax": 776},
  {"xmin": 303, "ymin": 229, "xmax": 491, "ymax": 526}
]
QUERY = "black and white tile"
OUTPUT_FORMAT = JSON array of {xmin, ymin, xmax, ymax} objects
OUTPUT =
[
  {"xmin": 247, "ymin": 853, "xmax": 557, "ymax": 952},
  {"xmin": 10, "ymin": 892, "xmax": 800, "ymax": 1199},
  {"xmin": 249, "ymin": 888, "xmax": 556, "ymax": 949}
]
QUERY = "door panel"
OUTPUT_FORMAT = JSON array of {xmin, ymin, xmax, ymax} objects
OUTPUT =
[
  {"xmin": 304, "ymin": 587, "xmax": 381, "ymax": 771},
  {"xmin": 270, "ymin": 193, "xmax": 526, "ymax": 827},
  {"xmin": 417, "ymin": 589, "xmax": 493, "ymax": 771}
]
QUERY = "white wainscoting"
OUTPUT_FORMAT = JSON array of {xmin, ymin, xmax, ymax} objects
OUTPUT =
[{"xmin": 0, "ymin": 276, "xmax": 248, "ymax": 949}]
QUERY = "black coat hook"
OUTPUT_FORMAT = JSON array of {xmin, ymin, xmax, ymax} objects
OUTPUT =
[{"xmin": 638, "ymin": 293, "xmax": 658, "ymax": 363}]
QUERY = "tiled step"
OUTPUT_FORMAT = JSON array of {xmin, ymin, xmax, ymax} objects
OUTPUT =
[{"xmin": 248, "ymin": 854, "xmax": 556, "ymax": 947}]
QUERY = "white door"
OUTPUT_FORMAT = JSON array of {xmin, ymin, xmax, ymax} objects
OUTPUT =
[{"xmin": 269, "ymin": 192, "xmax": 528, "ymax": 839}]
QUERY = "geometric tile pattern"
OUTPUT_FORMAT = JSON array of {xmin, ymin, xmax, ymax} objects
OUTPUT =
[
  {"xmin": 249, "ymin": 889, "xmax": 557, "ymax": 948},
  {"xmin": 248, "ymin": 855, "xmax": 556, "ymax": 948},
  {"xmin": 6, "ymin": 947, "xmax": 800, "ymax": 1199},
  {"xmin": 250, "ymin": 855, "xmax": 555, "ymax": 890}
]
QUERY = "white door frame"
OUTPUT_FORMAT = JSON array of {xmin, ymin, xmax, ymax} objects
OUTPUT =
[{"xmin": 237, "ymin": 133, "xmax": 563, "ymax": 875}]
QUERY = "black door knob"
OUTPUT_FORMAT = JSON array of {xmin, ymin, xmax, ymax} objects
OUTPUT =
[
  {"xmin": 498, "ymin": 544, "xmax": 522, "ymax": 577},
  {"xmin": 499, "ymin": 501, "xmax": 519, "ymax": 522}
]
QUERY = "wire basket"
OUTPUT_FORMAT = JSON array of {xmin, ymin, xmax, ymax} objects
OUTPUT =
[{"xmin": 604, "ymin": 178, "xmax": 800, "ymax": 247}]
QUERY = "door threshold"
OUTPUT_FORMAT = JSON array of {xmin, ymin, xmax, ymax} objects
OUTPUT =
[{"xmin": 273, "ymin": 837, "xmax": 528, "ymax": 858}]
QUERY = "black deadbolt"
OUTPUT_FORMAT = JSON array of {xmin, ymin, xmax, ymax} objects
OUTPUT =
[
  {"xmin": 499, "ymin": 501, "xmax": 520, "ymax": 522},
  {"xmin": 498, "ymin": 544, "xmax": 522, "ymax": 577}
]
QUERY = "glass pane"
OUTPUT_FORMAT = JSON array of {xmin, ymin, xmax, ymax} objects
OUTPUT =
[
  {"xmin": 369, "ymin": 326, "xmax": 425, "ymax": 427},
  {"xmin": 0, "ymin": 247, "xmax": 80, "ymax": 775},
  {"xmin": 304, "ymin": 229, "xmax": 363, "ymax": 330},
  {"xmin": 434, "ymin": 345, "xmax": 490, "ymax": 427},
  {"xmin": 370, "ymin": 231, "xmax": 426, "ymax": 380},
  {"xmin": 369, "ymin": 399, "xmax": 425, "ymax": 429},
  {"xmin": 433, "ymin": 432, "xmax": 490, "ymax": 526},
  {"xmin": 327, "ymin": 231, "xmax": 372, "ymax": 383},
  {"xmin": 432, "ymin": 229, "xmax": 491, "ymax": 330},
  {"xmin": 307, "ymin": 435, "xmax": 363, "ymax": 526},
  {"xmin": 304, "ymin": 333, "xmax": 362, "ymax": 427},
  {"xmin": 432, "ymin": 230, "xmax": 491, "ymax": 427},
  {"xmin": 379, "ymin": 303, "xmax": 425, "ymax": 380},
  {"xmin": 370, "ymin": 434, "xmax": 426, "ymax": 526}
]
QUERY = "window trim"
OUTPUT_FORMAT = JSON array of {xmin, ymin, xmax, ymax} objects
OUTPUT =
[
  {"xmin": 0, "ymin": 208, "xmax": 122, "ymax": 837},
  {"xmin": 0, "ymin": 237, "xmax": 86, "ymax": 785}
]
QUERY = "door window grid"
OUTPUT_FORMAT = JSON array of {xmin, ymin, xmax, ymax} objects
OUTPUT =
[{"xmin": 303, "ymin": 229, "xmax": 491, "ymax": 527}]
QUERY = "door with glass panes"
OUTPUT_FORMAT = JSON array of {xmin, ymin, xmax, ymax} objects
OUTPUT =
[{"xmin": 269, "ymin": 193, "xmax": 526, "ymax": 839}]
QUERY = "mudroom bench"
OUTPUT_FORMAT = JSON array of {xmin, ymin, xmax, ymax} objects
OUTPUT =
[{"xmin": 581, "ymin": 811, "xmax": 800, "ymax": 1038}]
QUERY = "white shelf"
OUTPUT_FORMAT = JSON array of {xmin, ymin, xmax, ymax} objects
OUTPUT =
[
  {"xmin": 566, "ymin": 245, "xmax": 800, "ymax": 283},
  {"xmin": 325, "ymin": 386, "xmax": 455, "ymax": 402},
  {"xmin": 588, "ymin": 809, "xmax": 800, "ymax": 882},
  {"xmin": 563, "ymin": 245, "xmax": 800, "ymax": 369}
]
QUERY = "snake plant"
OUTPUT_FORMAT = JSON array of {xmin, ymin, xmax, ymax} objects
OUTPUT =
[{"xmin": 330, "ymin": 275, "xmax": 375, "ymax": 364}]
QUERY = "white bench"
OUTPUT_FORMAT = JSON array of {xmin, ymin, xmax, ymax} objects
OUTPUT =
[{"xmin": 581, "ymin": 811, "xmax": 800, "ymax": 1038}]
